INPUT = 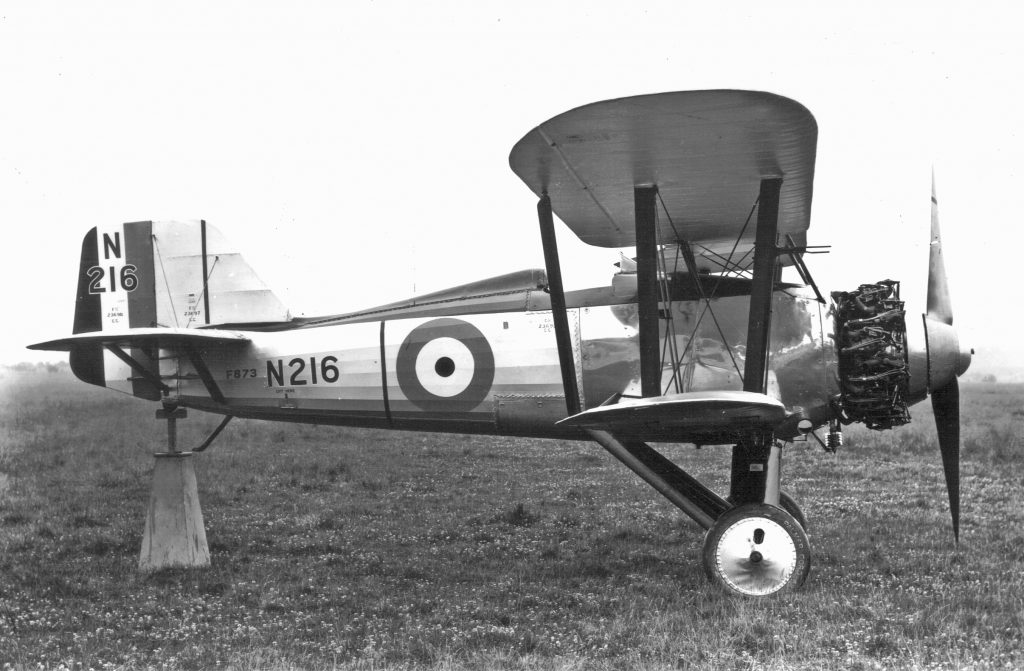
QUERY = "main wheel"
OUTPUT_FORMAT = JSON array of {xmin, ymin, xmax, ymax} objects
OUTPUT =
[{"xmin": 702, "ymin": 503, "xmax": 811, "ymax": 597}]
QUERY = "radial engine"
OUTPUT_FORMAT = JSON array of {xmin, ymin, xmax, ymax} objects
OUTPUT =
[{"xmin": 831, "ymin": 280, "xmax": 911, "ymax": 430}]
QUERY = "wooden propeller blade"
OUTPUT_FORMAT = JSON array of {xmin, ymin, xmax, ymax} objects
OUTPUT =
[
  {"xmin": 927, "ymin": 172, "xmax": 954, "ymax": 326},
  {"xmin": 931, "ymin": 376, "xmax": 961, "ymax": 542}
]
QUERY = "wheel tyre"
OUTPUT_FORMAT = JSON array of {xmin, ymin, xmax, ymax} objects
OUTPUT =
[
  {"xmin": 777, "ymin": 490, "xmax": 808, "ymax": 531},
  {"xmin": 726, "ymin": 491, "xmax": 808, "ymax": 530},
  {"xmin": 702, "ymin": 503, "xmax": 811, "ymax": 597}
]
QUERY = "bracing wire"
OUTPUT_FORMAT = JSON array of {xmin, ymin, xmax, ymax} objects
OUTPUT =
[
  {"xmin": 656, "ymin": 232, "xmax": 684, "ymax": 395},
  {"xmin": 655, "ymin": 192, "xmax": 758, "ymax": 385},
  {"xmin": 186, "ymin": 256, "xmax": 220, "ymax": 328}
]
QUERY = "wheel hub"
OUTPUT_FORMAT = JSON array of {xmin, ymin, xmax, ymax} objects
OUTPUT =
[{"xmin": 714, "ymin": 516, "xmax": 798, "ymax": 596}]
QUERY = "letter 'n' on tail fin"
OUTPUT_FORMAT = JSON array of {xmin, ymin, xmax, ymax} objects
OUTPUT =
[{"xmin": 68, "ymin": 220, "xmax": 289, "ymax": 399}]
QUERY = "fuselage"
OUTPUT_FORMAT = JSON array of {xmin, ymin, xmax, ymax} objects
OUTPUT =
[{"xmin": 164, "ymin": 271, "xmax": 837, "ymax": 441}]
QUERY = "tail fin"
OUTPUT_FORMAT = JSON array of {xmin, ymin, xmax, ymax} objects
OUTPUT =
[{"xmin": 69, "ymin": 220, "xmax": 289, "ymax": 398}]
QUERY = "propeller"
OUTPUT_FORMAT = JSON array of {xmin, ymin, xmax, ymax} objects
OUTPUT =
[{"xmin": 924, "ymin": 172, "xmax": 970, "ymax": 542}]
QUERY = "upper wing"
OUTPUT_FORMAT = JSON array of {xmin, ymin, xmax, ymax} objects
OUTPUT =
[{"xmin": 509, "ymin": 90, "xmax": 817, "ymax": 268}]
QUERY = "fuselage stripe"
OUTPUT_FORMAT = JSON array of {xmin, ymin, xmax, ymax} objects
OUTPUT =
[
  {"xmin": 124, "ymin": 221, "xmax": 161, "ymax": 400},
  {"xmin": 125, "ymin": 221, "xmax": 156, "ymax": 329}
]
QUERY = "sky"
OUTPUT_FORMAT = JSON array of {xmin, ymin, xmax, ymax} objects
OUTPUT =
[{"xmin": 2, "ymin": 1, "xmax": 1020, "ymax": 376}]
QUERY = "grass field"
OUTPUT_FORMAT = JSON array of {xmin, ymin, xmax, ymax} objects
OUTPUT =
[{"xmin": 1, "ymin": 366, "xmax": 1022, "ymax": 670}]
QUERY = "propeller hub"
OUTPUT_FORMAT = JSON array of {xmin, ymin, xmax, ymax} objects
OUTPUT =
[
  {"xmin": 957, "ymin": 343, "xmax": 973, "ymax": 378},
  {"xmin": 924, "ymin": 319, "xmax": 965, "ymax": 392},
  {"xmin": 906, "ymin": 317, "xmax": 971, "ymax": 402}
]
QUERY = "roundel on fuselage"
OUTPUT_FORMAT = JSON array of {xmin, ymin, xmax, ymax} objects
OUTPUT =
[{"xmin": 396, "ymin": 318, "xmax": 495, "ymax": 412}]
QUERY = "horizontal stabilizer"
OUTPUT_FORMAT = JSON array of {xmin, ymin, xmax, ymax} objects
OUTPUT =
[
  {"xmin": 28, "ymin": 327, "xmax": 250, "ymax": 352},
  {"xmin": 558, "ymin": 391, "xmax": 788, "ymax": 440}
]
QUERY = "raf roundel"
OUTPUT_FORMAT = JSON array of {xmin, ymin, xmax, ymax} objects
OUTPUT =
[{"xmin": 396, "ymin": 318, "xmax": 495, "ymax": 412}]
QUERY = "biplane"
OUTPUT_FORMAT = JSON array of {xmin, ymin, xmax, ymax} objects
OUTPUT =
[{"xmin": 30, "ymin": 90, "xmax": 971, "ymax": 597}]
